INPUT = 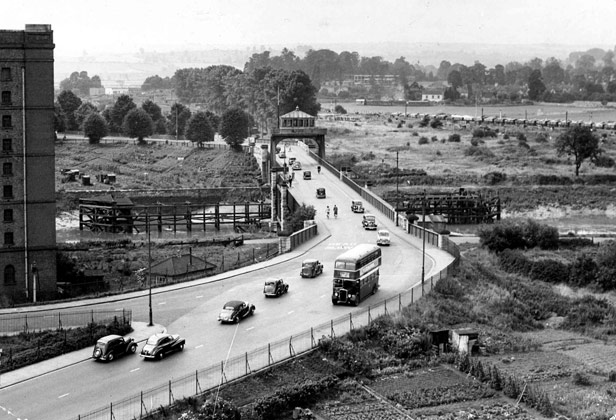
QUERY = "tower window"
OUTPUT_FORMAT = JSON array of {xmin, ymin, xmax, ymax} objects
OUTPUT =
[
  {"xmin": 1, "ymin": 91, "xmax": 10, "ymax": 105},
  {"xmin": 0, "ymin": 68, "xmax": 10, "ymax": 82},
  {"xmin": 2, "ymin": 162, "xmax": 12, "ymax": 175},
  {"xmin": 4, "ymin": 232, "xmax": 14, "ymax": 245},
  {"xmin": 3, "ymin": 185, "xmax": 12, "ymax": 198},
  {"xmin": 3, "ymin": 265, "xmax": 16, "ymax": 285},
  {"xmin": 3, "ymin": 208, "xmax": 13, "ymax": 222},
  {"xmin": 1, "ymin": 139, "xmax": 10, "ymax": 152},
  {"xmin": 2, "ymin": 116, "xmax": 11, "ymax": 129}
]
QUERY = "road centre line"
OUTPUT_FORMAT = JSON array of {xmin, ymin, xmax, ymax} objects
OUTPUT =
[
  {"xmin": 195, "ymin": 344, "xmax": 203, "ymax": 349},
  {"xmin": 287, "ymin": 310, "xmax": 295, "ymax": 315},
  {"xmin": 158, "ymin": 302, "xmax": 166, "ymax": 305},
  {"xmin": 58, "ymin": 393, "xmax": 70, "ymax": 399},
  {"xmin": 130, "ymin": 368, "xmax": 140, "ymax": 373},
  {"xmin": 196, "ymin": 295, "xmax": 203, "ymax": 299},
  {"xmin": 246, "ymin": 326, "xmax": 255, "ymax": 331}
]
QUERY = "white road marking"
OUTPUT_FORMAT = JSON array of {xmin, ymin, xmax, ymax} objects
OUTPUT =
[
  {"xmin": 196, "ymin": 295, "xmax": 203, "ymax": 299},
  {"xmin": 320, "ymin": 294, "xmax": 327, "ymax": 298},
  {"xmin": 195, "ymin": 344, "xmax": 203, "ymax": 349},
  {"xmin": 287, "ymin": 310, "xmax": 295, "ymax": 315},
  {"xmin": 58, "ymin": 393, "xmax": 70, "ymax": 399},
  {"xmin": 158, "ymin": 302, "xmax": 166, "ymax": 305},
  {"xmin": 130, "ymin": 368, "xmax": 140, "ymax": 373},
  {"xmin": 246, "ymin": 326, "xmax": 255, "ymax": 331}
]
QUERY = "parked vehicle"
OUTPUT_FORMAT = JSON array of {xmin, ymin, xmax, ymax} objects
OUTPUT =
[
  {"xmin": 292, "ymin": 161, "xmax": 302, "ymax": 170},
  {"xmin": 288, "ymin": 157, "xmax": 296, "ymax": 165},
  {"xmin": 263, "ymin": 278, "xmax": 289, "ymax": 297},
  {"xmin": 303, "ymin": 170, "xmax": 311, "ymax": 180},
  {"xmin": 300, "ymin": 258, "xmax": 324, "ymax": 278},
  {"xmin": 218, "ymin": 300, "xmax": 255, "ymax": 323},
  {"xmin": 92, "ymin": 334, "xmax": 137, "ymax": 362},
  {"xmin": 316, "ymin": 187, "xmax": 326, "ymax": 198},
  {"xmin": 279, "ymin": 151, "xmax": 286, "ymax": 159},
  {"xmin": 140, "ymin": 333, "xmax": 185, "ymax": 360},
  {"xmin": 362, "ymin": 214, "xmax": 377, "ymax": 230},
  {"xmin": 376, "ymin": 229, "xmax": 391, "ymax": 246},
  {"xmin": 351, "ymin": 200, "xmax": 365, "ymax": 213}
]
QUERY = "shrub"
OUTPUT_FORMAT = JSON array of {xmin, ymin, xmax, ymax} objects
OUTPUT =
[
  {"xmin": 412, "ymin": 131, "xmax": 419, "ymax": 136},
  {"xmin": 594, "ymin": 155, "xmax": 615, "ymax": 168},
  {"xmin": 609, "ymin": 370, "xmax": 616, "ymax": 382},
  {"xmin": 397, "ymin": 122, "xmax": 403, "ymax": 128},
  {"xmin": 334, "ymin": 104, "xmax": 347, "ymax": 114},
  {"xmin": 470, "ymin": 138, "xmax": 479, "ymax": 147},
  {"xmin": 561, "ymin": 295, "xmax": 616, "ymax": 331},
  {"xmin": 472, "ymin": 127, "xmax": 497, "ymax": 138},
  {"xmin": 464, "ymin": 146, "xmax": 495, "ymax": 159},
  {"xmin": 535, "ymin": 133, "xmax": 549, "ymax": 143},
  {"xmin": 407, "ymin": 123, "xmax": 413, "ymax": 129},
  {"xmin": 430, "ymin": 118, "xmax": 443, "ymax": 129},
  {"xmin": 503, "ymin": 133, "xmax": 510, "ymax": 140},
  {"xmin": 529, "ymin": 259, "xmax": 569, "ymax": 283},
  {"xmin": 478, "ymin": 219, "xmax": 558, "ymax": 252},
  {"xmin": 516, "ymin": 132, "xmax": 527, "ymax": 141},
  {"xmin": 431, "ymin": 136, "xmax": 438, "ymax": 142},
  {"xmin": 483, "ymin": 171, "xmax": 507, "ymax": 185},
  {"xmin": 418, "ymin": 136, "xmax": 429, "ymax": 145},
  {"xmin": 569, "ymin": 254, "xmax": 598, "ymax": 287},
  {"xmin": 447, "ymin": 133, "xmax": 461, "ymax": 142},
  {"xmin": 572, "ymin": 372, "xmax": 592, "ymax": 386}
]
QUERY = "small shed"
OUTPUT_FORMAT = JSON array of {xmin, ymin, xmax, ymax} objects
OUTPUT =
[
  {"xmin": 429, "ymin": 329, "xmax": 450, "ymax": 354},
  {"xmin": 451, "ymin": 328, "xmax": 479, "ymax": 355},
  {"xmin": 149, "ymin": 252, "xmax": 216, "ymax": 284}
]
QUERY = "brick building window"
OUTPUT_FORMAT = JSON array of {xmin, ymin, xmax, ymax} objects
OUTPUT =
[
  {"xmin": 1, "ymin": 91, "xmax": 10, "ymax": 105},
  {"xmin": 3, "ymin": 265, "xmax": 16, "ymax": 285},
  {"xmin": 4, "ymin": 232, "xmax": 14, "ymax": 245},
  {"xmin": 2, "ymin": 162, "xmax": 12, "ymax": 176},
  {"xmin": 3, "ymin": 185, "xmax": 12, "ymax": 198},
  {"xmin": 2, "ymin": 116, "xmax": 11, "ymax": 129},
  {"xmin": 0, "ymin": 68, "xmax": 10, "ymax": 82},
  {"xmin": 3, "ymin": 209, "xmax": 13, "ymax": 222},
  {"xmin": 1, "ymin": 139, "xmax": 10, "ymax": 152}
]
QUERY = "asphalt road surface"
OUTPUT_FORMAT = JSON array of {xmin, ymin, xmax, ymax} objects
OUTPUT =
[{"xmin": 0, "ymin": 146, "xmax": 451, "ymax": 420}]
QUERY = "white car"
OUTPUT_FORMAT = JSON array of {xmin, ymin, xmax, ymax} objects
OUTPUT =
[{"xmin": 376, "ymin": 229, "xmax": 391, "ymax": 246}]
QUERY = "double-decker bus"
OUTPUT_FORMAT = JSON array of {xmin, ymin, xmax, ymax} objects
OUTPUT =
[{"xmin": 332, "ymin": 244, "xmax": 382, "ymax": 306}]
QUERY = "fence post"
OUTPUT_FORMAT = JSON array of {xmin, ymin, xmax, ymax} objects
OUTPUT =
[
  {"xmin": 399, "ymin": 294, "xmax": 402, "ymax": 311},
  {"xmin": 311, "ymin": 327, "xmax": 315, "ymax": 348},
  {"xmin": 91, "ymin": 309, "xmax": 94, "ymax": 324},
  {"xmin": 253, "ymin": 248, "xmax": 255, "ymax": 263},
  {"xmin": 411, "ymin": 288, "xmax": 414, "ymax": 304},
  {"xmin": 289, "ymin": 336, "xmax": 295, "ymax": 357},
  {"xmin": 368, "ymin": 306, "xmax": 372, "ymax": 324},
  {"xmin": 169, "ymin": 380, "xmax": 172, "ymax": 405},
  {"xmin": 245, "ymin": 352, "xmax": 250, "ymax": 374},
  {"xmin": 268, "ymin": 343, "xmax": 274, "ymax": 365},
  {"xmin": 58, "ymin": 312, "xmax": 62, "ymax": 330},
  {"xmin": 331, "ymin": 320, "xmax": 334, "ymax": 338},
  {"xmin": 349, "ymin": 313, "xmax": 353, "ymax": 330},
  {"xmin": 110, "ymin": 402, "xmax": 113, "ymax": 420}
]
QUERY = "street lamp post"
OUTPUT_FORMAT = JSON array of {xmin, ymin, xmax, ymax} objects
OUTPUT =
[
  {"xmin": 147, "ymin": 219, "xmax": 153, "ymax": 327},
  {"xmin": 421, "ymin": 191, "xmax": 426, "ymax": 296}
]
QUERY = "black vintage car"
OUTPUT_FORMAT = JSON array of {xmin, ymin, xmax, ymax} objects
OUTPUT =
[
  {"xmin": 92, "ymin": 334, "xmax": 137, "ymax": 362},
  {"xmin": 316, "ymin": 187, "xmax": 326, "ymax": 198},
  {"xmin": 140, "ymin": 333, "xmax": 186, "ymax": 360},
  {"xmin": 218, "ymin": 300, "xmax": 256, "ymax": 323},
  {"xmin": 263, "ymin": 278, "xmax": 289, "ymax": 297},
  {"xmin": 300, "ymin": 258, "xmax": 324, "ymax": 278}
]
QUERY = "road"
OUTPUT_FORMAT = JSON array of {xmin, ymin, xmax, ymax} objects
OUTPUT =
[{"xmin": 0, "ymin": 147, "xmax": 450, "ymax": 420}]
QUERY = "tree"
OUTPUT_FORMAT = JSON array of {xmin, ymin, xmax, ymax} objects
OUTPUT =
[
  {"xmin": 555, "ymin": 126, "xmax": 601, "ymax": 176},
  {"xmin": 141, "ymin": 100, "xmax": 163, "ymax": 123},
  {"xmin": 527, "ymin": 69, "xmax": 546, "ymax": 100},
  {"xmin": 167, "ymin": 103, "xmax": 192, "ymax": 137},
  {"xmin": 83, "ymin": 113, "xmax": 109, "ymax": 144},
  {"xmin": 57, "ymin": 90, "xmax": 82, "ymax": 131},
  {"xmin": 54, "ymin": 103, "xmax": 67, "ymax": 134},
  {"xmin": 185, "ymin": 111, "xmax": 214, "ymax": 147},
  {"xmin": 75, "ymin": 102, "xmax": 98, "ymax": 130},
  {"xmin": 220, "ymin": 107, "xmax": 250, "ymax": 150},
  {"xmin": 447, "ymin": 70, "xmax": 463, "ymax": 89},
  {"xmin": 109, "ymin": 95, "xmax": 136, "ymax": 133},
  {"xmin": 123, "ymin": 108, "xmax": 153, "ymax": 144}
]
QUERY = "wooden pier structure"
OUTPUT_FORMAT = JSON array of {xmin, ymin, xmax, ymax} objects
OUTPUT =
[{"xmin": 79, "ymin": 195, "xmax": 270, "ymax": 234}]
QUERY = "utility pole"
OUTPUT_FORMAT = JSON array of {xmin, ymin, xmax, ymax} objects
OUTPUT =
[
  {"xmin": 147, "ymin": 218, "xmax": 153, "ymax": 327},
  {"xmin": 175, "ymin": 104, "xmax": 179, "ymax": 141},
  {"xmin": 395, "ymin": 151, "xmax": 399, "ymax": 226},
  {"xmin": 421, "ymin": 191, "xmax": 426, "ymax": 296}
]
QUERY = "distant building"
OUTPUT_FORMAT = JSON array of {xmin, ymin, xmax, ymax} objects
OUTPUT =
[
  {"xmin": 421, "ymin": 89, "xmax": 444, "ymax": 102},
  {"xmin": 89, "ymin": 87, "xmax": 105, "ymax": 96},
  {"xmin": 0, "ymin": 24, "xmax": 57, "ymax": 303}
]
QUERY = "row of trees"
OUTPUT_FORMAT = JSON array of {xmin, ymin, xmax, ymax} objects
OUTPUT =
[{"xmin": 56, "ymin": 90, "xmax": 251, "ymax": 148}]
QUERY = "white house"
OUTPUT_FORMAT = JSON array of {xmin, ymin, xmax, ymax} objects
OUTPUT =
[{"xmin": 421, "ymin": 89, "xmax": 444, "ymax": 102}]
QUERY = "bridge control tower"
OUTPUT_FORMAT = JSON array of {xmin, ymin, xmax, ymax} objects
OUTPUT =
[{"xmin": 270, "ymin": 107, "xmax": 326, "ymax": 166}]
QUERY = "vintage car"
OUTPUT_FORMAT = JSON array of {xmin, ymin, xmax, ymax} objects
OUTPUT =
[
  {"xmin": 351, "ymin": 200, "xmax": 365, "ymax": 213},
  {"xmin": 278, "ymin": 151, "xmax": 286, "ymax": 159},
  {"xmin": 316, "ymin": 187, "xmax": 326, "ymax": 198},
  {"xmin": 92, "ymin": 334, "xmax": 137, "ymax": 362},
  {"xmin": 376, "ymin": 229, "xmax": 391, "ymax": 246},
  {"xmin": 140, "ymin": 333, "xmax": 185, "ymax": 360},
  {"xmin": 218, "ymin": 300, "xmax": 256, "ymax": 323},
  {"xmin": 303, "ymin": 170, "xmax": 311, "ymax": 180},
  {"xmin": 300, "ymin": 258, "xmax": 324, "ymax": 278},
  {"xmin": 288, "ymin": 157, "xmax": 296, "ymax": 165},
  {"xmin": 263, "ymin": 278, "xmax": 289, "ymax": 297},
  {"xmin": 292, "ymin": 161, "xmax": 302, "ymax": 170},
  {"xmin": 362, "ymin": 214, "xmax": 377, "ymax": 230}
]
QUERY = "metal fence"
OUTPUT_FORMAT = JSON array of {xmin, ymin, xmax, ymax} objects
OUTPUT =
[
  {"xmin": 0, "ymin": 309, "xmax": 132, "ymax": 335},
  {"xmin": 75, "ymin": 259, "xmax": 458, "ymax": 420},
  {"xmin": 74, "ymin": 149, "xmax": 461, "ymax": 420}
]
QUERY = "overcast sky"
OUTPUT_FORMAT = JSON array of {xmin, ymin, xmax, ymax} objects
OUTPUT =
[{"xmin": 3, "ymin": 0, "xmax": 615, "ymax": 56}]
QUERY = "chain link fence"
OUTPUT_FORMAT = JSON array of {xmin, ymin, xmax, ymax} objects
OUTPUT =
[{"xmin": 0, "ymin": 309, "xmax": 132, "ymax": 335}]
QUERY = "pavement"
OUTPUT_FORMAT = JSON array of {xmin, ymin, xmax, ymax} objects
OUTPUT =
[{"xmin": 0, "ymin": 322, "xmax": 166, "ymax": 389}]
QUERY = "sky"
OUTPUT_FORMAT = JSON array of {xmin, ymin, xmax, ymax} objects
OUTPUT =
[{"xmin": 3, "ymin": 0, "xmax": 615, "ymax": 57}]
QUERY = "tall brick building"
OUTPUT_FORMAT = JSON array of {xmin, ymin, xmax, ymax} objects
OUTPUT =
[{"xmin": 1, "ymin": 25, "xmax": 56, "ymax": 303}]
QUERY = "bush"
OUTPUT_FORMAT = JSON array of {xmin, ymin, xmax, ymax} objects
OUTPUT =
[
  {"xmin": 334, "ymin": 104, "xmax": 347, "ymax": 114},
  {"xmin": 431, "ymin": 136, "xmax": 438, "ymax": 142},
  {"xmin": 447, "ymin": 133, "xmax": 461, "ymax": 142},
  {"xmin": 483, "ymin": 171, "xmax": 507, "ymax": 185},
  {"xmin": 472, "ymin": 127, "xmax": 497, "ymax": 138},
  {"xmin": 418, "ymin": 136, "xmax": 429, "ymax": 145},
  {"xmin": 470, "ymin": 138, "xmax": 479, "ymax": 147},
  {"xmin": 516, "ymin": 132, "xmax": 527, "ymax": 141},
  {"xmin": 572, "ymin": 372, "xmax": 592, "ymax": 386},
  {"xmin": 595, "ymin": 155, "xmax": 615, "ymax": 168},
  {"xmin": 464, "ymin": 146, "xmax": 495, "ymax": 159},
  {"xmin": 412, "ymin": 131, "xmax": 419, "ymax": 137},
  {"xmin": 430, "ymin": 118, "xmax": 443, "ymax": 129},
  {"xmin": 479, "ymin": 219, "xmax": 558, "ymax": 253},
  {"xmin": 529, "ymin": 259, "xmax": 569, "ymax": 283},
  {"xmin": 535, "ymin": 133, "xmax": 549, "ymax": 143}
]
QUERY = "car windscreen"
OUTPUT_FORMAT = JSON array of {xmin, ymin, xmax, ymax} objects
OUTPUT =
[
  {"xmin": 302, "ymin": 262, "xmax": 314, "ymax": 268},
  {"xmin": 264, "ymin": 283, "xmax": 276, "ymax": 292},
  {"xmin": 146, "ymin": 336, "xmax": 160, "ymax": 345}
]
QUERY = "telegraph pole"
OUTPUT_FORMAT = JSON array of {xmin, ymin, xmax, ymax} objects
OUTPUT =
[
  {"xmin": 421, "ymin": 191, "xmax": 426, "ymax": 296},
  {"xmin": 395, "ymin": 151, "xmax": 399, "ymax": 226},
  {"xmin": 147, "ymin": 219, "xmax": 153, "ymax": 327}
]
